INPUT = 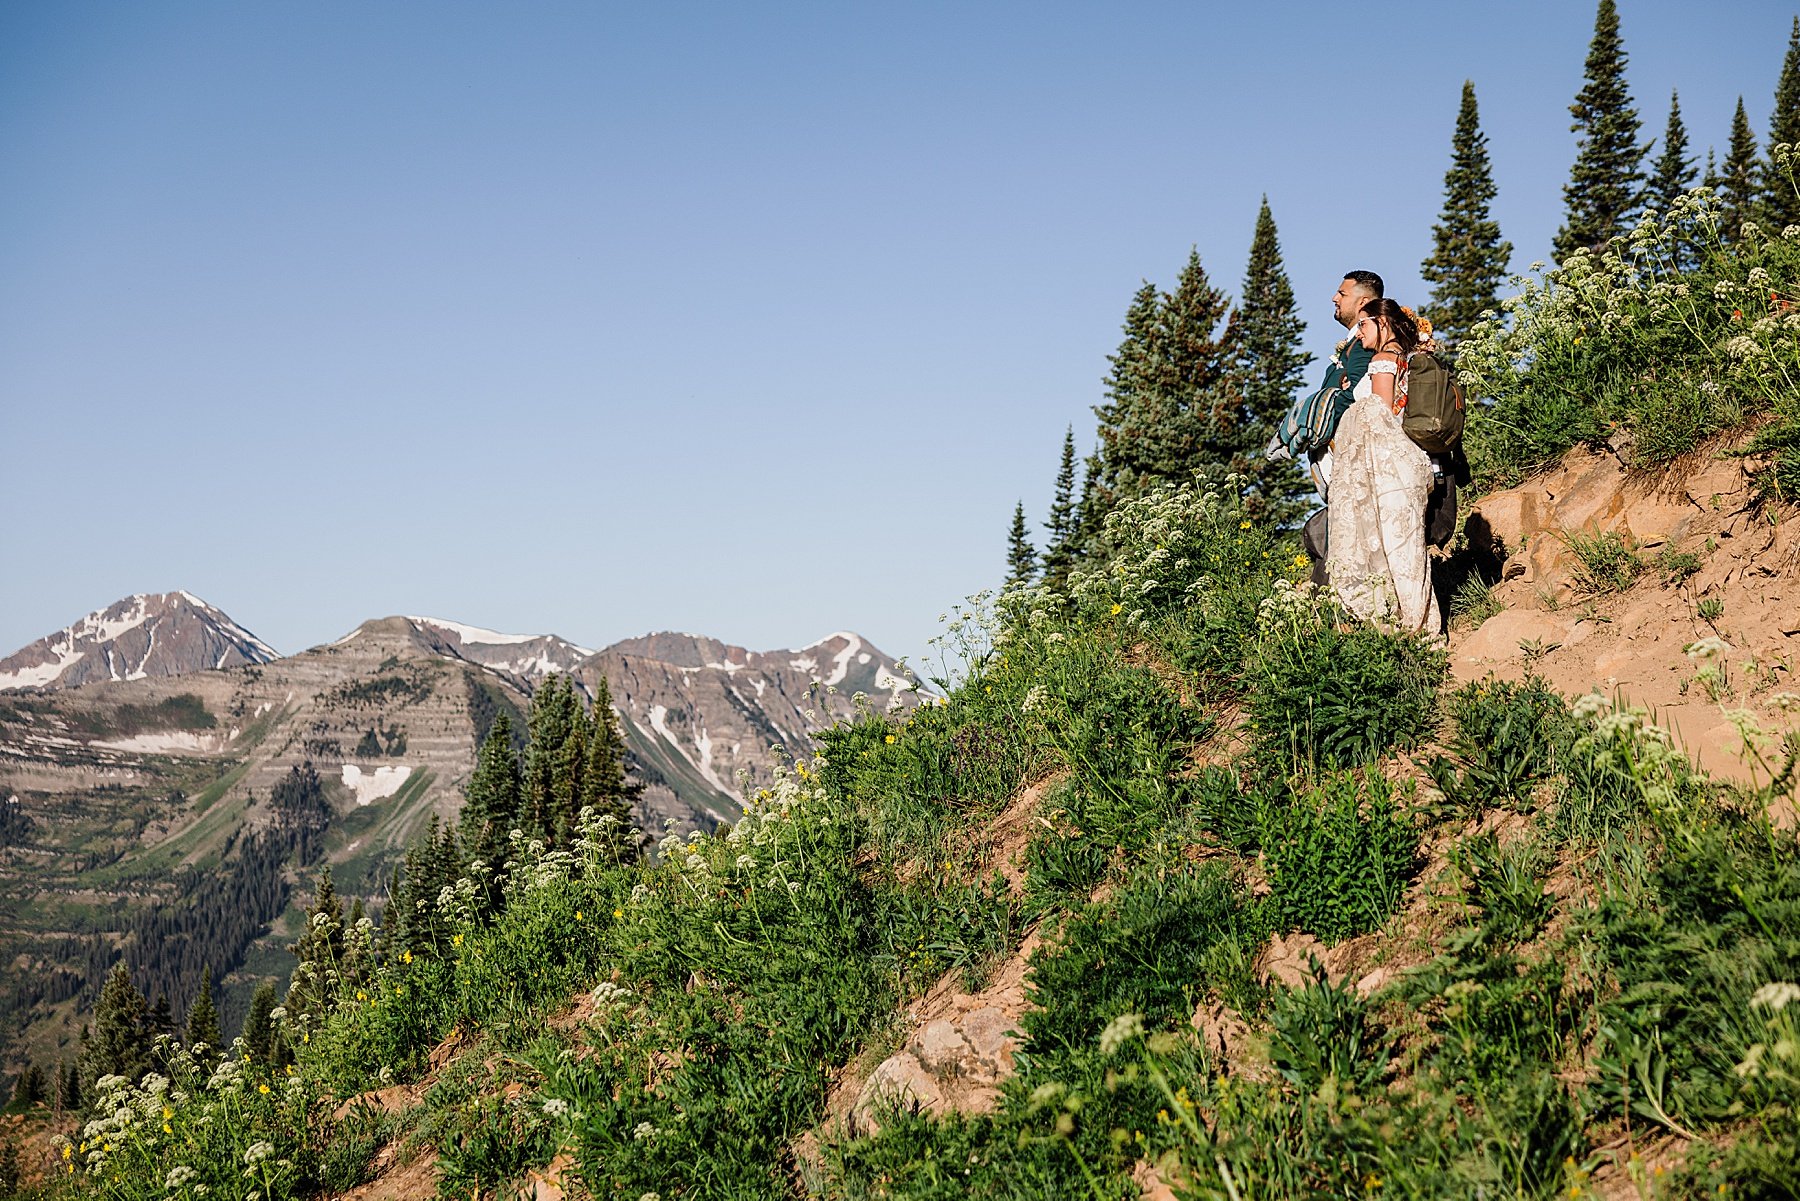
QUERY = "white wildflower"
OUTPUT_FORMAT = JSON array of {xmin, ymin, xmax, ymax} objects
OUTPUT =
[
  {"xmin": 1750, "ymin": 982, "xmax": 1800, "ymax": 1011},
  {"xmin": 1684, "ymin": 635, "xmax": 1731, "ymax": 660},
  {"xmin": 1098, "ymin": 1012, "xmax": 1145, "ymax": 1055}
]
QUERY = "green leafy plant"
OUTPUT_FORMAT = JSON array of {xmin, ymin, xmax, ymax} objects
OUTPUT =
[
  {"xmin": 1260, "ymin": 772, "xmax": 1420, "ymax": 944},
  {"xmin": 1248, "ymin": 585, "xmax": 1447, "ymax": 772},
  {"xmin": 1429, "ymin": 676, "xmax": 1575, "ymax": 813}
]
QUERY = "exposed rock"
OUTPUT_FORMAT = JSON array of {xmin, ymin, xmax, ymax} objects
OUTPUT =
[{"xmin": 0, "ymin": 592, "xmax": 277, "ymax": 691}]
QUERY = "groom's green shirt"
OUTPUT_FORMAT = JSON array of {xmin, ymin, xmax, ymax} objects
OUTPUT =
[{"xmin": 1320, "ymin": 335, "xmax": 1374, "ymax": 437}]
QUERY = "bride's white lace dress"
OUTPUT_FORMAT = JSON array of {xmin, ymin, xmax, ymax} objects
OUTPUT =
[{"xmin": 1326, "ymin": 358, "xmax": 1440, "ymax": 632}]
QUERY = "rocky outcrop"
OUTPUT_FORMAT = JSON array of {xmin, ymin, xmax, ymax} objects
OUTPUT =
[
  {"xmin": 1452, "ymin": 443, "xmax": 1800, "ymax": 788},
  {"xmin": 0, "ymin": 592, "xmax": 277, "ymax": 691}
]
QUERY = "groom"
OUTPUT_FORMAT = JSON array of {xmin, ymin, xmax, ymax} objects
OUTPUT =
[{"xmin": 1300, "ymin": 269, "xmax": 1384, "ymax": 587}]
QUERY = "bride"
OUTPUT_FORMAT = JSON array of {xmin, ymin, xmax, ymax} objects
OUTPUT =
[{"xmin": 1325, "ymin": 299, "xmax": 1440, "ymax": 632}]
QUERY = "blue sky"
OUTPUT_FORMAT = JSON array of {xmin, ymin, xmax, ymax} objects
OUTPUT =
[{"xmin": 2, "ymin": 1, "xmax": 1793, "ymax": 666}]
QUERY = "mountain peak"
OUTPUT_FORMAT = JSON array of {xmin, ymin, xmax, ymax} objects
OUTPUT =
[{"xmin": 0, "ymin": 592, "xmax": 278, "ymax": 691}]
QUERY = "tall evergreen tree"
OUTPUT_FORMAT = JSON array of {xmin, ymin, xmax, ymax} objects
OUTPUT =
[
  {"xmin": 240, "ymin": 981, "xmax": 282, "ymax": 1067},
  {"xmin": 581, "ymin": 677, "xmax": 643, "ymax": 865},
  {"xmin": 1721, "ymin": 96, "xmax": 1761, "ymax": 240},
  {"xmin": 1648, "ymin": 90, "xmax": 1697, "ymax": 213},
  {"xmin": 185, "ymin": 965, "xmax": 222, "ymax": 1055},
  {"xmin": 524, "ymin": 677, "xmax": 579, "ymax": 842},
  {"xmin": 80, "ymin": 964, "xmax": 152, "ymax": 1096},
  {"xmin": 1040, "ymin": 427, "xmax": 1080, "ymax": 589},
  {"xmin": 1554, "ymin": 0, "xmax": 1646, "ymax": 260},
  {"xmin": 58, "ymin": 1061, "xmax": 80, "ymax": 1112},
  {"xmin": 1421, "ymin": 82, "xmax": 1514, "ymax": 354},
  {"xmin": 1768, "ymin": 17, "xmax": 1800, "ymax": 231},
  {"xmin": 1003, "ymin": 502, "xmax": 1037, "ymax": 590},
  {"xmin": 1229, "ymin": 199, "xmax": 1312, "ymax": 524},
  {"xmin": 462, "ymin": 712, "xmax": 523, "ymax": 906},
  {"xmin": 1090, "ymin": 252, "xmax": 1236, "ymax": 518}
]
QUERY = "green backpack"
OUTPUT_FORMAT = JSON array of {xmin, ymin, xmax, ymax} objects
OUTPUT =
[{"xmin": 1402, "ymin": 350, "xmax": 1466, "ymax": 454}]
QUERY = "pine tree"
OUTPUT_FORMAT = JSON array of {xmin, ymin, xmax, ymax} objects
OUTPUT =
[
  {"xmin": 1040, "ymin": 428, "xmax": 1080, "ymax": 589},
  {"xmin": 1554, "ymin": 0, "xmax": 1646, "ymax": 260},
  {"xmin": 58, "ymin": 1061, "xmax": 80, "ymax": 1112},
  {"xmin": 551, "ymin": 705, "xmax": 590, "ymax": 846},
  {"xmin": 1721, "ymin": 96, "xmax": 1761, "ymax": 240},
  {"xmin": 1648, "ymin": 90, "xmax": 1696, "ymax": 212},
  {"xmin": 241, "ymin": 981, "xmax": 281, "ymax": 1067},
  {"xmin": 1421, "ymin": 83, "xmax": 1513, "ymax": 350},
  {"xmin": 1004, "ymin": 502, "xmax": 1037, "ymax": 590},
  {"xmin": 581, "ymin": 677, "xmax": 642, "ymax": 865},
  {"xmin": 285, "ymin": 869, "xmax": 345, "ymax": 1026},
  {"xmin": 185, "ymin": 965, "xmax": 222, "ymax": 1056},
  {"xmin": 9, "ymin": 1063, "xmax": 44, "ymax": 1107},
  {"xmin": 1090, "ymin": 251, "xmax": 1236, "ymax": 517},
  {"xmin": 80, "ymin": 963, "xmax": 152, "ymax": 1095},
  {"xmin": 524, "ymin": 677, "xmax": 577, "ymax": 841},
  {"xmin": 1088, "ymin": 281, "xmax": 1164, "ymax": 524},
  {"xmin": 462, "ymin": 712, "xmax": 523, "ymax": 908},
  {"xmin": 1768, "ymin": 17, "xmax": 1800, "ymax": 231},
  {"xmin": 1229, "ymin": 199, "xmax": 1312, "ymax": 525}
]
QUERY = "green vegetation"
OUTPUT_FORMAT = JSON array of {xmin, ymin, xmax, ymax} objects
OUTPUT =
[
  {"xmin": 68, "ymin": 693, "xmax": 217, "ymax": 739},
  {"xmin": 1459, "ymin": 169, "xmax": 1800, "ymax": 494}
]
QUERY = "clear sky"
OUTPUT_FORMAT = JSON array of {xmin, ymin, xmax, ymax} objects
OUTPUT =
[{"xmin": 2, "ymin": 1, "xmax": 1793, "ymax": 667}]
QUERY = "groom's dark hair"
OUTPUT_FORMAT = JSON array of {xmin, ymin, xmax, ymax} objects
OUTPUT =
[{"xmin": 1344, "ymin": 270, "xmax": 1384, "ymax": 298}]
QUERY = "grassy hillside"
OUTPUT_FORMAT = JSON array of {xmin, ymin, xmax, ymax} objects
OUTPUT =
[{"xmin": 5, "ymin": 184, "xmax": 1798, "ymax": 1201}]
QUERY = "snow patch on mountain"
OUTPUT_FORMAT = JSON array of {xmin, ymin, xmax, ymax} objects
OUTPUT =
[{"xmin": 341, "ymin": 763, "xmax": 412, "ymax": 806}]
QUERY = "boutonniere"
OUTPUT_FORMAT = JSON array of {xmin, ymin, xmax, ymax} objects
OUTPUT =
[{"xmin": 1333, "ymin": 338, "xmax": 1350, "ymax": 359}]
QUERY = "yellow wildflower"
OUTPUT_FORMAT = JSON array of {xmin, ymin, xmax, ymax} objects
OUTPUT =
[
  {"xmin": 258, "ymin": 1084, "xmax": 270, "ymax": 1095},
  {"xmin": 1110, "ymin": 603, "xmax": 1122, "ymax": 615},
  {"xmin": 614, "ymin": 908, "xmax": 623, "ymax": 919},
  {"xmin": 885, "ymin": 734, "xmax": 896, "ymax": 744}
]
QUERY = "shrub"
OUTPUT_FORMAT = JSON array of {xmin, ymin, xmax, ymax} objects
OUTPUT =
[
  {"xmin": 1023, "ymin": 863, "xmax": 1262, "ymax": 1053},
  {"xmin": 1265, "ymin": 967, "xmax": 1388, "ymax": 1094},
  {"xmin": 1260, "ymin": 772, "xmax": 1420, "ymax": 944},
  {"xmin": 1457, "ymin": 180, "xmax": 1800, "ymax": 492},
  {"xmin": 1428, "ymin": 675, "xmax": 1574, "ymax": 813},
  {"xmin": 1563, "ymin": 529, "xmax": 1644, "ymax": 593},
  {"xmin": 1248, "ymin": 585, "xmax": 1446, "ymax": 772}
]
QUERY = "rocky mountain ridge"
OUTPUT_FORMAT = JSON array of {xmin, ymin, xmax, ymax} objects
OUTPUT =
[
  {"xmin": 0, "ymin": 603, "xmax": 916, "ymax": 1078},
  {"xmin": 0, "ymin": 592, "xmax": 278, "ymax": 692}
]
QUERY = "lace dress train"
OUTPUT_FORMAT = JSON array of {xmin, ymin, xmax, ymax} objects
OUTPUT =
[{"xmin": 1325, "ymin": 359, "xmax": 1440, "ymax": 632}]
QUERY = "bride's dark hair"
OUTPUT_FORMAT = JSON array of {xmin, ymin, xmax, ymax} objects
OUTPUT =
[{"xmin": 1360, "ymin": 298, "xmax": 1420, "ymax": 357}]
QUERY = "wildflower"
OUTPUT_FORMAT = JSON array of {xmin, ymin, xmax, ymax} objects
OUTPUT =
[
  {"xmin": 885, "ymin": 734, "xmax": 896, "ymax": 744},
  {"xmin": 244, "ymin": 1140, "xmax": 274, "ymax": 1164},
  {"xmin": 1685, "ymin": 635, "xmax": 1731, "ymax": 660},
  {"xmin": 1751, "ymin": 981, "xmax": 1800, "ymax": 1011},
  {"xmin": 614, "ymin": 907, "xmax": 624, "ymax": 918},
  {"xmin": 1239, "ymin": 520, "xmax": 1251, "ymax": 530},
  {"xmin": 258, "ymin": 1084, "xmax": 270, "ymax": 1095},
  {"xmin": 542, "ymin": 1097, "xmax": 571, "ymax": 1117},
  {"xmin": 1110, "ymin": 603, "xmax": 1122, "ymax": 615},
  {"xmin": 1098, "ymin": 1012, "xmax": 1145, "ymax": 1055}
]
